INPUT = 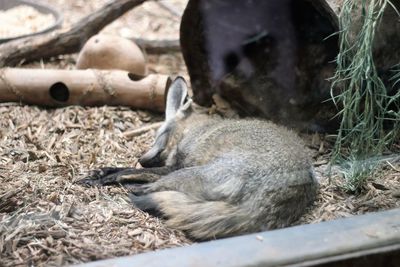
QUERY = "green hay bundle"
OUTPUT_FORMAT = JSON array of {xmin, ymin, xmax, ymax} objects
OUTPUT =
[{"xmin": 330, "ymin": 0, "xmax": 400, "ymax": 191}]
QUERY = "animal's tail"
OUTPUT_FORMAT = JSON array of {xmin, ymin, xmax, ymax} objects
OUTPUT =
[{"xmin": 130, "ymin": 191, "xmax": 250, "ymax": 240}]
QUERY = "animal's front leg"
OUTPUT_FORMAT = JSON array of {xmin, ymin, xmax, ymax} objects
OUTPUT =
[{"xmin": 78, "ymin": 166, "xmax": 176, "ymax": 186}]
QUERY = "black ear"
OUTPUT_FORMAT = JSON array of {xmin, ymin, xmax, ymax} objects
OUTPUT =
[{"xmin": 165, "ymin": 76, "xmax": 188, "ymax": 120}]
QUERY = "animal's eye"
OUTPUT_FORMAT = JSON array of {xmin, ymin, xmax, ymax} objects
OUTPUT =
[
  {"xmin": 183, "ymin": 95, "xmax": 190, "ymax": 104},
  {"xmin": 181, "ymin": 97, "xmax": 192, "ymax": 112}
]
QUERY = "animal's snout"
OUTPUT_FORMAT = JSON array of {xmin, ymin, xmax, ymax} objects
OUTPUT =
[{"xmin": 139, "ymin": 149, "xmax": 164, "ymax": 168}]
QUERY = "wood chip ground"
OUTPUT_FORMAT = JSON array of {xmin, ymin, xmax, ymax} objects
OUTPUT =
[{"xmin": 0, "ymin": 0, "xmax": 399, "ymax": 266}]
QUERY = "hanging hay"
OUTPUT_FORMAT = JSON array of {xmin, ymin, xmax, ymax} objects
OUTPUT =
[{"xmin": 330, "ymin": 0, "xmax": 400, "ymax": 191}]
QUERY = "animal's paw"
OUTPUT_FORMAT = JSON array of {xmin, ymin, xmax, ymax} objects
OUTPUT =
[{"xmin": 76, "ymin": 167, "xmax": 128, "ymax": 186}]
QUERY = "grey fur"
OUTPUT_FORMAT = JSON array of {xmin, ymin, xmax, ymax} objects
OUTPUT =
[
  {"xmin": 133, "ymin": 77, "xmax": 317, "ymax": 240},
  {"xmin": 82, "ymin": 77, "xmax": 318, "ymax": 240}
]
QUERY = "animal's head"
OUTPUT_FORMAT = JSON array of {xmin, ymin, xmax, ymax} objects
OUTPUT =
[{"xmin": 139, "ymin": 77, "xmax": 192, "ymax": 167}]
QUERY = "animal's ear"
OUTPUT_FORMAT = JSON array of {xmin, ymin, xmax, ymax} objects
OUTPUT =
[
  {"xmin": 165, "ymin": 76, "xmax": 189, "ymax": 120},
  {"xmin": 140, "ymin": 77, "xmax": 190, "ymax": 168}
]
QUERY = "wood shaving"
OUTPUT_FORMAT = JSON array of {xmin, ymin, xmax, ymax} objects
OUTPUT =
[
  {"xmin": 0, "ymin": 5, "xmax": 55, "ymax": 39},
  {"xmin": 0, "ymin": 105, "xmax": 190, "ymax": 266}
]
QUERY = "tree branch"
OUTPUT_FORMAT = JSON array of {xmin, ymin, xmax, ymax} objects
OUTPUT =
[{"xmin": 0, "ymin": 0, "xmax": 148, "ymax": 67}]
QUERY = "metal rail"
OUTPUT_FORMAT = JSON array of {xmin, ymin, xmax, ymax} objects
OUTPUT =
[{"xmin": 74, "ymin": 208, "xmax": 400, "ymax": 267}]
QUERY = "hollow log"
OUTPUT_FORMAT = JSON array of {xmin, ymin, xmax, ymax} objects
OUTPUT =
[
  {"xmin": 180, "ymin": 0, "xmax": 400, "ymax": 132},
  {"xmin": 180, "ymin": 0, "xmax": 340, "ymax": 132},
  {"xmin": 0, "ymin": 68, "xmax": 170, "ymax": 112}
]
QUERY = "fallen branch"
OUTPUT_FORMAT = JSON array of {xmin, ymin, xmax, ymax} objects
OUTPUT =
[
  {"xmin": 134, "ymin": 38, "xmax": 181, "ymax": 54},
  {"xmin": 0, "ymin": 0, "xmax": 147, "ymax": 67},
  {"xmin": 123, "ymin": 122, "xmax": 163, "ymax": 138},
  {"xmin": 157, "ymin": 2, "xmax": 183, "ymax": 18},
  {"xmin": 0, "ymin": 68, "xmax": 170, "ymax": 112}
]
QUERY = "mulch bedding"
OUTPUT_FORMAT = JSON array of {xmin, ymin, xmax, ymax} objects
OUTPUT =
[
  {"xmin": 1, "ymin": 0, "xmax": 400, "ymax": 266},
  {"xmin": 0, "ymin": 104, "xmax": 191, "ymax": 266}
]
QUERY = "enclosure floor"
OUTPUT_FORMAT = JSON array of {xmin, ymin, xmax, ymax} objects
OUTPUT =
[
  {"xmin": 1, "ymin": 0, "xmax": 399, "ymax": 266},
  {"xmin": 1, "ymin": 105, "xmax": 399, "ymax": 267}
]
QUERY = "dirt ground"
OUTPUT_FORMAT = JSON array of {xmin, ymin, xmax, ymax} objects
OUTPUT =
[{"xmin": 0, "ymin": 0, "xmax": 399, "ymax": 266}]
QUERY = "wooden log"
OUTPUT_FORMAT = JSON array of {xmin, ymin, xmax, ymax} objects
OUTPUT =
[
  {"xmin": 179, "ymin": 0, "xmax": 400, "ymax": 133},
  {"xmin": 0, "ymin": 68, "xmax": 170, "ymax": 112},
  {"xmin": 0, "ymin": 0, "xmax": 148, "ymax": 67},
  {"xmin": 180, "ymin": 0, "xmax": 340, "ymax": 132}
]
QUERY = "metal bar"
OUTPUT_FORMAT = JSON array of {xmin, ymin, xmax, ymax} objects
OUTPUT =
[{"xmin": 74, "ymin": 208, "xmax": 400, "ymax": 267}]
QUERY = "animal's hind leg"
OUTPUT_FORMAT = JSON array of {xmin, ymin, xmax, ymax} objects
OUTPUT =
[
  {"xmin": 78, "ymin": 166, "xmax": 176, "ymax": 186},
  {"xmin": 128, "ymin": 166, "xmax": 206, "ymax": 196},
  {"xmin": 130, "ymin": 161, "xmax": 245, "ymax": 199},
  {"xmin": 126, "ymin": 167, "xmax": 208, "ymax": 216},
  {"xmin": 129, "ymin": 162, "xmax": 243, "ymax": 201},
  {"xmin": 128, "ymin": 165, "xmax": 252, "ymax": 239}
]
